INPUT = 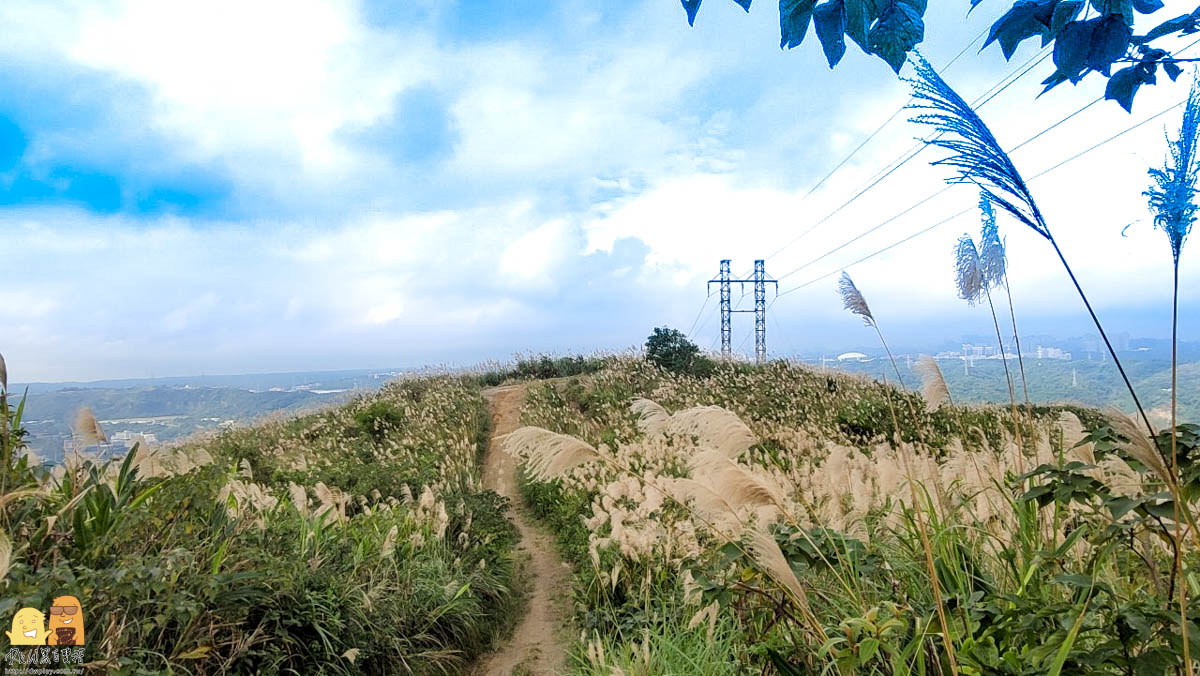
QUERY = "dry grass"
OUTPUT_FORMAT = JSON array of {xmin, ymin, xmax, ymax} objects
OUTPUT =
[{"xmin": 914, "ymin": 355, "xmax": 951, "ymax": 408}]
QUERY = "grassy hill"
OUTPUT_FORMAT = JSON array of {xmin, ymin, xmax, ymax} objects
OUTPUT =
[
  {"xmin": 2, "ymin": 353, "xmax": 1196, "ymax": 673},
  {"xmin": 828, "ymin": 355, "xmax": 1200, "ymax": 425},
  {"xmin": 507, "ymin": 357, "xmax": 1197, "ymax": 674},
  {"xmin": 1, "ymin": 374, "xmax": 523, "ymax": 673}
]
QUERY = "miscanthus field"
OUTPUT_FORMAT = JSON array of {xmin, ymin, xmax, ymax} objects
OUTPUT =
[
  {"xmin": 510, "ymin": 356, "xmax": 1199, "ymax": 675},
  {"xmin": 1, "ymin": 350, "xmax": 1199, "ymax": 674},
  {"xmin": 0, "ymin": 372, "xmax": 523, "ymax": 673}
]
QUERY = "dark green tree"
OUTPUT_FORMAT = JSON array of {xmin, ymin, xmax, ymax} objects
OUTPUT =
[
  {"xmin": 645, "ymin": 327, "xmax": 704, "ymax": 374},
  {"xmin": 680, "ymin": 0, "xmax": 1200, "ymax": 111}
]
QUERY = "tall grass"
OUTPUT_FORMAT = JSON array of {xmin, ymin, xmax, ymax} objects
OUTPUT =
[
  {"xmin": 954, "ymin": 215, "xmax": 1026, "ymax": 475},
  {"xmin": 0, "ymin": 364, "xmax": 524, "ymax": 673},
  {"xmin": 908, "ymin": 55, "xmax": 1155, "ymax": 438},
  {"xmin": 838, "ymin": 272, "xmax": 959, "ymax": 674},
  {"xmin": 513, "ymin": 356, "xmax": 1200, "ymax": 673},
  {"xmin": 1145, "ymin": 74, "xmax": 1200, "ymax": 676}
]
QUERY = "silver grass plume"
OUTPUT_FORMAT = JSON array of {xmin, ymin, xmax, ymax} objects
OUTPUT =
[
  {"xmin": 838, "ymin": 272, "xmax": 874, "ymax": 327},
  {"xmin": 0, "ymin": 352, "xmax": 6, "ymax": 393},
  {"xmin": 502, "ymin": 426, "xmax": 603, "ymax": 480},
  {"xmin": 1146, "ymin": 76, "xmax": 1200, "ymax": 265},
  {"xmin": 1106, "ymin": 407, "xmax": 1172, "ymax": 487},
  {"xmin": 909, "ymin": 52, "xmax": 1155, "ymax": 438},
  {"xmin": 663, "ymin": 406, "xmax": 757, "ymax": 459},
  {"xmin": 630, "ymin": 398, "xmax": 670, "ymax": 436},
  {"xmin": 954, "ymin": 234, "xmax": 984, "ymax": 306},
  {"xmin": 908, "ymin": 55, "xmax": 1050, "ymax": 240},
  {"xmin": 75, "ymin": 407, "xmax": 106, "ymax": 447},
  {"xmin": 977, "ymin": 195, "xmax": 1007, "ymax": 289},
  {"xmin": 688, "ymin": 450, "xmax": 784, "ymax": 510},
  {"xmin": 914, "ymin": 355, "xmax": 951, "ymax": 408},
  {"xmin": 747, "ymin": 529, "xmax": 812, "ymax": 612}
]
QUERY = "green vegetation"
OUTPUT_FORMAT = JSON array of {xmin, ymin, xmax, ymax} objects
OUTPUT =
[
  {"xmin": 644, "ymin": 327, "xmax": 716, "ymax": 378},
  {"xmin": 0, "ymin": 368, "xmax": 523, "ymax": 673},
  {"xmin": 682, "ymin": 0, "xmax": 1196, "ymax": 112},
  {"xmin": 473, "ymin": 353, "xmax": 614, "ymax": 388},
  {"xmin": 835, "ymin": 357, "xmax": 1200, "ymax": 424},
  {"xmin": 508, "ymin": 356, "xmax": 1200, "ymax": 673}
]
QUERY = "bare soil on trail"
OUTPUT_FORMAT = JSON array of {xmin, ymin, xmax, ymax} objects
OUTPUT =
[{"xmin": 474, "ymin": 385, "xmax": 571, "ymax": 675}]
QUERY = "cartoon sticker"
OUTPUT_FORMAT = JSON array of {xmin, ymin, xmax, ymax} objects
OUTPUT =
[
  {"xmin": 46, "ymin": 596, "xmax": 84, "ymax": 646},
  {"xmin": 5, "ymin": 608, "xmax": 46, "ymax": 646}
]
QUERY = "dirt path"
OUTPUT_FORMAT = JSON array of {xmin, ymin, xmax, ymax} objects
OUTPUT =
[{"xmin": 475, "ymin": 385, "xmax": 571, "ymax": 675}]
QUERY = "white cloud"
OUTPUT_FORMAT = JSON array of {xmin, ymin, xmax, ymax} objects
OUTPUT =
[
  {"xmin": 3, "ymin": 0, "xmax": 1199, "ymax": 380},
  {"xmin": 499, "ymin": 219, "xmax": 574, "ymax": 287}
]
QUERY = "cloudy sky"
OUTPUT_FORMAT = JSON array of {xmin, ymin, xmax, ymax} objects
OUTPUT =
[{"xmin": 3, "ymin": 0, "xmax": 1198, "ymax": 382}]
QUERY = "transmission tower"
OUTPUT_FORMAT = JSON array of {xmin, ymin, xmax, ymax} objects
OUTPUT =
[{"xmin": 708, "ymin": 259, "xmax": 778, "ymax": 363}]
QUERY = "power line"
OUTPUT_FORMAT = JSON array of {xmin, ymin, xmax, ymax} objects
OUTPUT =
[
  {"xmin": 775, "ymin": 96, "xmax": 1190, "ymax": 297},
  {"xmin": 763, "ymin": 46, "xmax": 1053, "ymax": 264},
  {"xmin": 776, "ymin": 209, "xmax": 971, "ymax": 297},
  {"xmin": 771, "ymin": 82, "xmax": 1154, "ymax": 284},
  {"xmin": 782, "ymin": 27, "xmax": 993, "ymax": 216},
  {"xmin": 686, "ymin": 293, "xmax": 711, "ymax": 338}
]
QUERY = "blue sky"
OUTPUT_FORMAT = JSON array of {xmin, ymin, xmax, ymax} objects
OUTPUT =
[{"xmin": 2, "ymin": 0, "xmax": 1199, "ymax": 381}]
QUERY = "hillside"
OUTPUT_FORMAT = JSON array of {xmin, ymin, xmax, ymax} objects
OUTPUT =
[
  {"xmin": 2, "ymin": 354, "xmax": 1196, "ymax": 674},
  {"xmin": 831, "ymin": 355, "xmax": 1200, "ymax": 424},
  {"xmin": 505, "ymin": 357, "xmax": 1195, "ymax": 673},
  {"xmin": 21, "ymin": 385, "xmax": 360, "ymax": 464},
  {"xmin": 1, "ymin": 373, "xmax": 525, "ymax": 672}
]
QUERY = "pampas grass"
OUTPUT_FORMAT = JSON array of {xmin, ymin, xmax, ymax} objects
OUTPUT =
[
  {"xmin": 914, "ymin": 356, "xmax": 951, "ymax": 409},
  {"xmin": 957, "ymin": 200, "xmax": 1027, "ymax": 475},
  {"xmin": 503, "ymin": 426, "xmax": 604, "ymax": 480},
  {"xmin": 838, "ymin": 271, "xmax": 874, "ymax": 327},
  {"xmin": 979, "ymin": 196, "xmax": 1034, "ymax": 432},
  {"xmin": 631, "ymin": 398, "xmax": 670, "ymax": 436},
  {"xmin": 664, "ymin": 406, "xmax": 757, "ymax": 459},
  {"xmin": 1146, "ymin": 75, "xmax": 1200, "ymax": 674},
  {"xmin": 689, "ymin": 451, "xmax": 784, "ymax": 511},
  {"xmin": 837, "ymin": 273, "xmax": 958, "ymax": 674},
  {"xmin": 954, "ymin": 235, "xmax": 984, "ymax": 305},
  {"xmin": 909, "ymin": 52, "xmax": 1154, "ymax": 439},
  {"xmin": 0, "ymin": 352, "xmax": 7, "ymax": 393},
  {"xmin": 74, "ymin": 407, "xmax": 106, "ymax": 448}
]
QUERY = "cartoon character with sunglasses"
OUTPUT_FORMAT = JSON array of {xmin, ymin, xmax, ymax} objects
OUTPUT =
[{"xmin": 45, "ymin": 595, "xmax": 84, "ymax": 646}]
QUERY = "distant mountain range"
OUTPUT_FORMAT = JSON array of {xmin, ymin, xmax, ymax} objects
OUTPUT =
[{"xmin": 14, "ymin": 368, "xmax": 407, "ymax": 464}]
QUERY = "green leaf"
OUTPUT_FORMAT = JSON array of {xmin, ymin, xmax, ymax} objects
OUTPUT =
[
  {"xmin": 845, "ymin": 0, "xmax": 887, "ymax": 49},
  {"xmin": 682, "ymin": 0, "xmax": 703, "ymax": 26},
  {"xmin": 1091, "ymin": 0, "xmax": 1134, "ymax": 23},
  {"xmin": 1132, "ymin": 0, "xmax": 1163, "ymax": 13},
  {"xmin": 1104, "ymin": 493, "xmax": 1141, "ymax": 518},
  {"xmin": 859, "ymin": 637, "xmax": 881, "ymax": 663},
  {"xmin": 1164, "ymin": 60, "xmax": 1182, "ymax": 80},
  {"xmin": 1104, "ymin": 64, "xmax": 1142, "ymax": 111},
  {"xmin": 1137, "ymin": 12, "xmax": 1197, "ymax": 43},
  {"xmin": 1051, "ymin": 0, "xmax": 1084, "ymax": 37},
  {"xmin": 814, "ymin": 0, "xmax": 848, "ymax": 66},
  {"xmin": 733, "ymin": 0, "xmax": 753, "ymax": 9},
  {"xmin": 1050, "ymin": 19, "xmax": 1095, "ymax": 83},
  {"xmin": 767, "ymin": 648, "xmax": 807, "ymax": 676},
  {"xmin": 781, "ymin": 0, "xmax": 818, "ymax": 48},
  {"xmin": 868, "ymin": 0, "xmax": 923, "ymax": 73},
  {"xmin": 1046, "ymin": 594, "xmax": 1092, "ymax": 676},
  {"xmin": 985, "ymin": 0, "xmax": 1057, "ymax": 59},
  {"xmin": 1142, "ymin": 497, "xmax": 1177, "ymax": 519},
  {"xmin": 1086, "ymin": 14, "xmax": 1132, "ymax": 75}
]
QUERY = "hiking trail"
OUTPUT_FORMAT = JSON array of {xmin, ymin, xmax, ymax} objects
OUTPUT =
[{"xmin": 475, "ymin": 385, "xmax": 571, "ymax": 675}]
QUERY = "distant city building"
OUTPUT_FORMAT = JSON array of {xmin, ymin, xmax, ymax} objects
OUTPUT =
[{"xmin": 1035, "ymin": 346, "xmax": 1072, "ymax": 360}]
